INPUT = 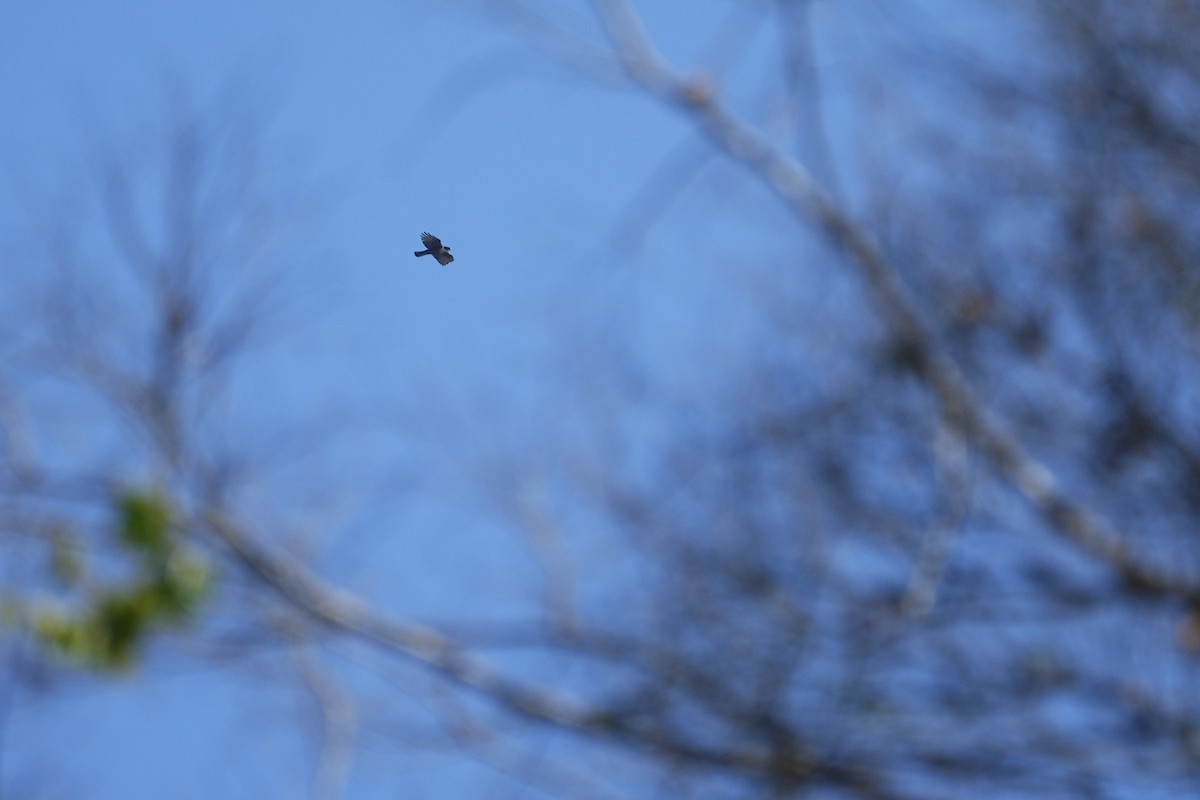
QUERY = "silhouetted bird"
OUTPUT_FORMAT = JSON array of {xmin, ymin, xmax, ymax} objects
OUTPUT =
[{"xmin": 414, "ymin": 232, "xmax": 454, "ymax": 265}]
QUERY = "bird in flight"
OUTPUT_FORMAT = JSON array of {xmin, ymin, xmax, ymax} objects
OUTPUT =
[{"xmin": 414, "ymin": 232, "xmax": 454, "ymax": 265}]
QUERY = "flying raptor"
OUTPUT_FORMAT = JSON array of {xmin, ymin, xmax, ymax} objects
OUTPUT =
[{"xmin": 414, "ymin": 232, "xmax": 454, "ymax": 265}]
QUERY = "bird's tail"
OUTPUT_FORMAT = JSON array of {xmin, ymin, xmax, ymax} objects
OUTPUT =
[{"xmin": 414, "ymin": 250, "xmax": 429, "ymax": 257}]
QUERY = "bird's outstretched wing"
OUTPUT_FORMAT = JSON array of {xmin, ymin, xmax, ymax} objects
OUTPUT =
[{"xmin": 420, "ymin": 232, "xmax": 443, "ymax": 250}]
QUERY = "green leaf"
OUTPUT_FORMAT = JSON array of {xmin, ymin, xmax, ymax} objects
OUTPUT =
[
  {"xmin": 94, "ymin": 591, "xmax": 152, "ymax": 669},
  {"xmin": 153, "ymin": 553, "xmax": 212, "ymax": 622},
  {"xmin": 118, "ymin": 491, "xmax": 173, "ymax": 557}
]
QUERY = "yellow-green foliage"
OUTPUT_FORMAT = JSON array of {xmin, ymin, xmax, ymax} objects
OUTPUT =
[
  {"xmin": 119, "ymin": 491, "xmax": 173, "ymax": 559},
  {"xmin": 32, "ymin": 489, "xmax": 212, "ymax": 671}
]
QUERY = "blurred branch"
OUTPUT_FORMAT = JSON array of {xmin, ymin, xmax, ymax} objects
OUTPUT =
[
  {"xmin": 589, "ymin": 0, "xmax": 1200, "ymax": 605},
  {"xmin": 774, "ymin": 0, "xmax": 840, "ymax": 193},
  {"xmin": 200, "ymin": 507, "xmax": 901, "ymax": 796},
  {"xmin": 292, "ymin": 644, "xmax": 357, "ymax": 800},
  {"xmin": 602, "ymin": 134, "xmax": 713, "ymax": 257},
  {"xmin": 487, "ymin": 0, "xmax": 624, "ymax": 82},
  {"xmin": 901, "ymin": 418, "xmax": 970, "ymax": 617}
]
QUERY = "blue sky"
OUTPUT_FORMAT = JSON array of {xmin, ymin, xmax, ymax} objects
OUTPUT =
[
  {"xmin": 0, "ymin": 1, "xmax": 997, "ymax": 797},
  {"xmin": 0, "ymin": 2, "xmax": 745, "ymax": 796}
]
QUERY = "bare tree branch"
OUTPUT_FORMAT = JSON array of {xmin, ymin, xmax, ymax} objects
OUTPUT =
[
  {"xmin": 589, "ymin": 0, "xmax": 1200, "ymax": 604},
  {"xmin": 200, "ymin": 506, "xmax": 906, "ymax": 797}
]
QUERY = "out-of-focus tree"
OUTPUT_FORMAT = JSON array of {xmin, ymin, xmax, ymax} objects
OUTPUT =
[
  {"xmin": 5, "ymin": 2, "xmax": 1200, "ymax": 799},
  {"xmin": 493, "ymin": 1, "xmax": 1200, "ymax": 797},
  {"xmin": 0, "ymin": 87, "xmax": 327, "ymax": 684},
  {"xmin": 1, "ymin": 90, "xmax": 290, "ymax": 671}
]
